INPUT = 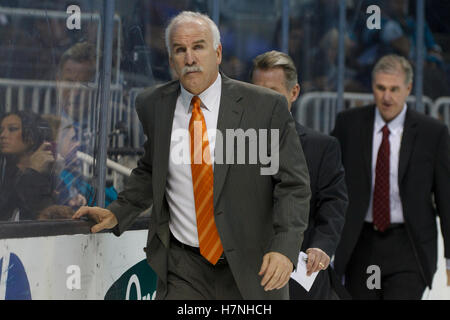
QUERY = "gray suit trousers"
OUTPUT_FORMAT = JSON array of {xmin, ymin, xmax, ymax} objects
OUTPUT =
[{"xmin": 156, "ymin": 240, "xmax": 243, "ymax": 300}]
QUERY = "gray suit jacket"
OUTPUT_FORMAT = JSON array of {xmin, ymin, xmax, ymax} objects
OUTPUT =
[{"xmin": 108, "ymin": 74, "xmax": 311, "ymax": 299}]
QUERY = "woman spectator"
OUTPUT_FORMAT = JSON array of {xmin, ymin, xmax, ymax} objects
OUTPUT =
[{"xmin": 0, "ymin": 111, "xmax": 56, "ymax": 221}]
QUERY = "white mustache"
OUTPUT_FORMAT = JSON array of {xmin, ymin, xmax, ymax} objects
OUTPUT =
[{"xmin": 182, "ymin": 66, "xmax": 203, "ymax": 75}]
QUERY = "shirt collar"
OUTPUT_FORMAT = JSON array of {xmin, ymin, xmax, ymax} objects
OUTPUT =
[
  {"xmin": 180, "ymin": 73, "xmax": 222, "ymax": 114},
  {"xmin": 374, "ymin": 103, "xmax": 407, "ymax": 136}
]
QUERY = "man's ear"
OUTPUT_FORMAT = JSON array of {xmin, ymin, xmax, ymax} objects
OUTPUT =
[
  {"xmin": 216, "ymin": 43, "xmax": 223, "ymax": 65},
  {"xmin": 406, "ymin": 81, "xmax": 412, "ymax": 96},
  {"xmin": 169, "ymin": 54, "xmax": 174, "ymax": 70},
  {"xmin": 291, "ymin": 83, "xmax": 300, "ymax": 103}
]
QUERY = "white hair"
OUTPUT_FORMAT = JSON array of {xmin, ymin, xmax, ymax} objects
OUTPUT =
[{"xmin": 165, "ymin": 11, "xmax": 221, "ymax": 57}]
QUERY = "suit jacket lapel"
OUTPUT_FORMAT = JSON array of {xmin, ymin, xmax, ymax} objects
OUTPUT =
[
  {"xmin": 213, "ymin": 75, "xmax": 244, "ymax": 208},
  {"xmin": 361, "ymin": 106, "xmax": 375, "ymax": 186},
  {"xmin": 295, "ymin": 122, "xmax": 307, "ymax": 138},
  {"xmin": 295, "ymin": 123, "xmax": 308, "ymax": 153},
  {"xmin": 398, "ymin": 107, "xmax": 418, "ymax": 183},
  {"xmin": 154, "ymin": 82, "xmax": 179, "ymax": 209}
]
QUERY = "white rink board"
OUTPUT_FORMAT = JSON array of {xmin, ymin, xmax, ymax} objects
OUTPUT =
[
  {"xmin": 0, "ymin": 230, "xmax": 150, "ymax": 300},
  {"xmin": 0, "ymin": 227, "xmax": 448, "ymax": 300},
  {"xmin": 425, "ymin": 220, "xmax": 450, "ymax": 300}
]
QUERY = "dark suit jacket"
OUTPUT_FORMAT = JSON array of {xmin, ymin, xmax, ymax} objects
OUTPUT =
[
  {"xmin": 295, "ymin": 123, "xmax": 348, "ymax": 257},
  {"xmin": 108, "ymin": 74, "xmax": 311, "ymax": 299},
  {"xmin": 290, "ymin": 123, "xmax": 349, "ymax": 299},
  {"xmin": 331, "ymin": 105, "xmax": 450, "ymax": 287}
]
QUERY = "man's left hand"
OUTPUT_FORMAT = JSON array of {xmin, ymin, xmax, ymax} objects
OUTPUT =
[
  {"xmin": 258, "ymin": 252, "xmax": 293, "ymax": 291},
  {"xmin": 306, "ymin": 248, "xmax": 330, "ymax": 276}
]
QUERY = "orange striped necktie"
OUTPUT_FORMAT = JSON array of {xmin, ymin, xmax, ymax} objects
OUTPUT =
[{"xmin": 189, "ymin": 95, "xmax": 223, "ymax": 265}]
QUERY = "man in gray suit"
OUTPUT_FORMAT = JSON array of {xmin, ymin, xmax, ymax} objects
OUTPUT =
[{"xmin": 73, "ymin": 11, "xmax": 310, "ymax": 300}]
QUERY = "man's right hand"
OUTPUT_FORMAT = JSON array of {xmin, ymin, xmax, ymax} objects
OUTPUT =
[{"xmin": 72, "ymin": 206, "xmax": 118, "ymax": 233}]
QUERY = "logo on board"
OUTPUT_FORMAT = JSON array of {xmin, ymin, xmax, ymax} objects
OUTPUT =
[
  {"xmin": 0, "ymin": 253, "xmax": 31, "ymax": 300},
  {"xmin": 104, "ymin": 259, "xmax": 157, "ymax": 300}
]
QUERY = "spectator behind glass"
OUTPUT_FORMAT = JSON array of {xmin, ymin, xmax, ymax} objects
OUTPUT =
[
  {"xmin": 357, "ymin": 0, "xmax": 450, "ymax": 97},
  {"xmin": 285, "ymin": 1, "xmax": 359, "ymax": 93},
  {"xmin": 40, "ymin": 113, "xmax": 117, "ymax": 210},
  {"xmin": 0, "ymin": 111, "xmax": 56, "ymax": 221},
  {"xmin": 380, "ymin": 0, "xmax": 442, "ymax": 62},
  {"xmin": 54, "ymin": 42, "xmax": 118, "ymax": 208},
  {"xmin": 41, "ymin": 115, "xmax": 87, "ymax": 209},
  {"xmin": 56, "ymin": 41, "xmax": 96, "ymax": 153}
]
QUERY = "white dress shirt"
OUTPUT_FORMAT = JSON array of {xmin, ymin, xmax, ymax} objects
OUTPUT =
[
  {"xmin": 167, "ymin": 74, "xmax": 222, "ymax": 247},
  {"xmin": 365, "ymin": 104, "xmax": 407, "ymax": 223}
]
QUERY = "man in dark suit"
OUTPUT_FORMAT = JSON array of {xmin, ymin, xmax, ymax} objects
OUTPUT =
[
  {"xmin": 331, "ymin": 54, "xmax": 450, "ymax": 299},
  {"xmin": 73, "ymin": 11, "xmax": 311, "ymax": 299},
  {"xmin": 251, "ymin": 50, "xmax": 349, "ymax": 299}
]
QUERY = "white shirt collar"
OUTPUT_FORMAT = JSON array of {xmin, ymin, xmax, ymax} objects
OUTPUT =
[
  {"xmin": 374, "ymin": 103, "xmax": 407, "ymax": 136},
  {"xmin": 180, "ymin": 73, "xmax": 222, "ymax": 114}
]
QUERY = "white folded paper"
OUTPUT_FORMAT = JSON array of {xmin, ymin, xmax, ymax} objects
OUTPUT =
[{"xmin": 290, "ymin": 251, "xmax": 320, "ymax": 292}]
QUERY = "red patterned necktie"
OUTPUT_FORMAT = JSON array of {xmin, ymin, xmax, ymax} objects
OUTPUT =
[
  {"xmin": 189, "ymin": 96, "xmax": 223, "ymax": 265},
  {"xmin": 373, "ymin": 124, "xmax": 390, "ymax": 232}
]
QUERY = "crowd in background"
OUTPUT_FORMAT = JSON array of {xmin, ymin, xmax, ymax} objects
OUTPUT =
[
  {"xmin": 0, "ymin": 0, "xmax": 449, "ymax": 221},
  {"xmin": 1, "ymin": 0, "xmax": 450, "ymax": 93}
]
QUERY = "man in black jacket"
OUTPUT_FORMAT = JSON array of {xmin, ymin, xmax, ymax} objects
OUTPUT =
[
  {"xmin": 331, "ymin": 54, "xmax": 450, "ymax": 299},
  {"xmin": 251, "ymin": 50, "xmax": 349, "ymax": 299}
]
